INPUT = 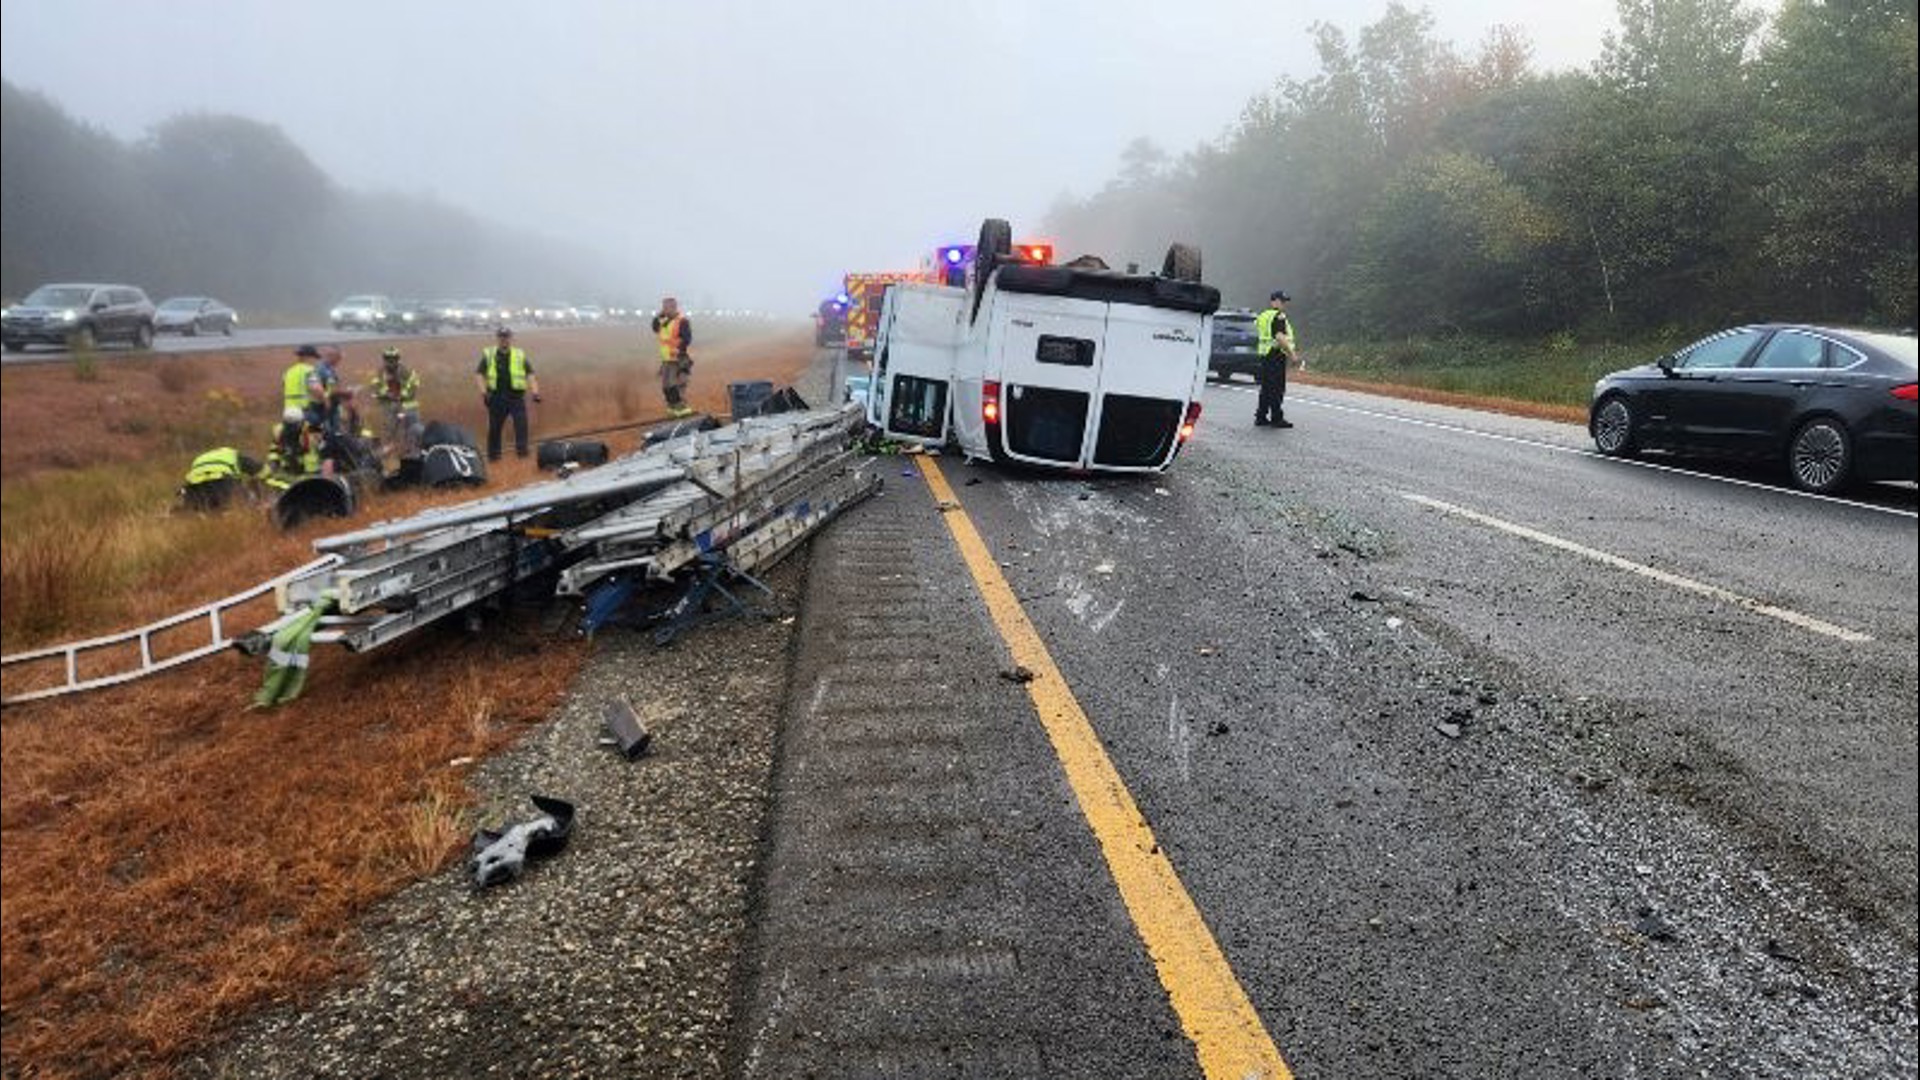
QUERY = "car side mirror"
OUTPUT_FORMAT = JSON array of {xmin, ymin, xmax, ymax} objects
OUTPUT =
[
  {"xmin": 90, "ymin": 301, "xmax": 108, "ymax": 313},
  {"xmin": 1657, "ymin": 355, "xmax": 1676, "ymax": 376}
]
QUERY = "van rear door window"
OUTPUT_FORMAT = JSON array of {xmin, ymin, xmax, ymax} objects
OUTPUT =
[{"xmin": 1035, "ymin": 335, "xmax": 1094, "ymax": 367}]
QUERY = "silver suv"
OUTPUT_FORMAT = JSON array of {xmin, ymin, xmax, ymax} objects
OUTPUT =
[{"xmin": 3, "ymin": 283, "xmax": 157, "ymax": 352}]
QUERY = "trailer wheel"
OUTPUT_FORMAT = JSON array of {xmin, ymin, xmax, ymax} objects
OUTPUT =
[
  {"xmin": 972, "ymin": 218, "xmax": 1013, "ymax": 323},
  {"xmin": 1163, "ymin": 243, "xmax": 1202, "ymax": 282}
]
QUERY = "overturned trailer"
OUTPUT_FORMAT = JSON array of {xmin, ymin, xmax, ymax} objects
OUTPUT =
[{"xmin": 239, "ymin": 403, "xmax": 879, "ymax": 657}]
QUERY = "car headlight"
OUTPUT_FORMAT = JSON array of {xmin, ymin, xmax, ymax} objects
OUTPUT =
[
  {"xmin": 330, "ymin": 309, "xmax": 344, "ymax": 320},
  {"xmin": 54, "ymin": 309, "xmax": 79, "ymax": 324}
]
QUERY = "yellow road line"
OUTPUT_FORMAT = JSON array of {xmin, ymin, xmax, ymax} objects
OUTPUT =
[{"xmin": 915, "ymin": 456, "xmax": 1292, "ymax": 1080}]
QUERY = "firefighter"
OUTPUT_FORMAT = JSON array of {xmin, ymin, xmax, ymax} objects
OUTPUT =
[
  {"xmin": 474, "ymin": 326, "xmax": 541, "ymax": 460},
  {"xmin": 178, "ymin": 446, "xmax": 269, "ymax": 511},
  {"xmin": 1254, "ymin": 290, "xmax": 1299, "ymax": 428},
  {"xmin": 268, "ymin": 407, "xmax": 321, "ymax": 481},
  {"xmin": 371, "ymin": 346, "xmax": 423, "ymax": 458},
  {"xmin": 651, "ymin": 296, "xmax": 694, "ymax": 418}
]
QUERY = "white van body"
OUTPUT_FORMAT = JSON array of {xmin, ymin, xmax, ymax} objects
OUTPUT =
[{"xmin": 867, "ymin": 263, "xmax": 1219, "ymax": 473}]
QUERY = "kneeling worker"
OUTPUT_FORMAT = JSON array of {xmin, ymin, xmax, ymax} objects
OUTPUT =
[{"xmin": 179, "ymin": 446, "xmax": 269, "ymax": 511}]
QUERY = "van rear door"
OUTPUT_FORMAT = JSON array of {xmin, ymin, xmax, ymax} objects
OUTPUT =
[
  {"xmin": 991, "ymin": 294, "xmax": 1109, "ymax": 467},
  {"xmin": 870, "ymin": 284, "xmax": 963, "ymax": 445},
  {"xmin": 1088, "ymin": 304, "xmax": 1206, "ymax": 469}
]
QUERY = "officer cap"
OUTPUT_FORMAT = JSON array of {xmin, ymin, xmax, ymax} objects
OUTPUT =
[
  {"xmin": 295, "ymin": 344, "xmax": 320, "ymax": 358},
  {"xmin": 1270, "ymin": 290, "xmax": 1291, "ymax": 302}
]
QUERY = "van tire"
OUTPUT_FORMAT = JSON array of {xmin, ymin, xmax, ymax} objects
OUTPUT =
[
  {"xmin": 972, "ymin": 218, "xmax": 1013, "ymax": 323},
  {"xmin": 1163, "ymin": 243, "xmax": 1202, "ymax": 282}
]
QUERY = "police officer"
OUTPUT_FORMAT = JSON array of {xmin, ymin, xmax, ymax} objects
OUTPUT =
[
  {"xmin": 474, "ymin": 326, "xmax": 541, "ymax": 460},
  {"xmin": 282, "ymin": 344, "xmax": 320, "ymax": 416},
  {"xmin": 1254, "ymin": 290, "xmax": 1299, "ymax": 428}
]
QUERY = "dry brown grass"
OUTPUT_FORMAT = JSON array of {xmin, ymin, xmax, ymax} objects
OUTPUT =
[{"xmin": 0, "ymin": 327, "xmax": 815, "ymax": 1079}]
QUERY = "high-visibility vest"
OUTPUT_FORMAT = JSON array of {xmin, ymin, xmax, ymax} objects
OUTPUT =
[
  {"xmin": 282, "ymin": 362, "xmax": 314, "ymax": 410},
  {"xmin": 656, "ymin": 316, "xmax": 686, "ymax": 362},
  {"xmin": 1255, "ymin": 309, "xmax": 1296, "ymax": 358},
  {"xmin": 375, "ymin": 364, "xmax": 419, "ymax": 406},
  {"xmin": 185, "ymin": 447, "xmax": 244, "ymax": 485},
  {"xmin": 482, "ymin": 346, "xmax": 529, "ymax": 391}
]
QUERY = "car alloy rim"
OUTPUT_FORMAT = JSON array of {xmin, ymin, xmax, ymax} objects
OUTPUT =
[
  {"xmin": 1793, "ymin": 424, "xmax": 1844, "ymax": 489},
  {"xmin": 1595, "ymin": 399, "xmax": 1629, "ymax": 451}
]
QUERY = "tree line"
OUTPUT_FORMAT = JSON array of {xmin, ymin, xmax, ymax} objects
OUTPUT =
[
  {"xmin": 1, "ymin": 80, "xmax": 630, "ymax": 312},
  {"xmin": 1044, "ymin": 0, "xmax": 1917, "ymax": 339}
]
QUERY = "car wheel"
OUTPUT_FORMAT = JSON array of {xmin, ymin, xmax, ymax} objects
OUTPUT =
[
  {"xmin": 135, "ymin": 322, "xmax": 155, "ymax": 349},
  {"xmin": 69, "ymin": 324, "xmax": 97, "ymax": 351},
  {"xmin": 222, "ymin": 320, "xmax": 234, "ymax": 336},
  {"xmin": 1788, "ymin": 417, "xmax": 1851, "ymax": 494},
  {"xmin": 1163, "ymin": 243, "xmax": 1203, "ymax": 282},
  {"xmin": 972, "ymin": 217, "xmax": 1012, "ymax": 323},
  {"xmin": 1591, "ymin": 395, "xmax": 1638, "ymax": 456},
  {"xmin": 185, "ymin": 321, "xmax": 200, "ymax": 337},
  {"xmin": 4, "ymin": 341, "xmax": 22, "ymax": 353}
]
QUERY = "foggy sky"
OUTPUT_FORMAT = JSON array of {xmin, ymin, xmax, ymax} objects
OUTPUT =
[{"xmin": 4, "ymin": 0, "xmax": 1636, "ymax": 314}]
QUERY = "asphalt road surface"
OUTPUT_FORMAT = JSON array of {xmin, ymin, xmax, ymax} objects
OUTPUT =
[{"xmin": 741, "ymin": 379, "xmax": 1917, "ymax": 1078}]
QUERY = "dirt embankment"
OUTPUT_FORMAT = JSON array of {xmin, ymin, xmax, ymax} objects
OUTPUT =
[{"xmin": 0, "ymin": 327, "xmax": 816, "ymax": 1080}]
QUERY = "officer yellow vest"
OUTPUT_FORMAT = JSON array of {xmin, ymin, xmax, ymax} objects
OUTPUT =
[
  {"xmin": 482, "ymin": 346, "xmax": 529, "ymax": 391},
  {"xmin": 282, "ymin": 361, "xmax": 314, "ymax": 410},
  {"xmin": 1255, "ymin": 309, "xmax": 1295, "ymax": 358},
  {"xmin": 185, "ymin": 447, "xmax": 243, "ymax": 485},
  {"xmin": 657, "ymin": 316, "xmax": 686, "ymax": 363}
]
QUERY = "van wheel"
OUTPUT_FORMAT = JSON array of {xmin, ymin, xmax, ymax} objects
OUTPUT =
[
  {"xmin": 1163, "ymin": 243, "xmax": 1202, "ymax": 282},
  {"xmin": 972, "ymin": 218, "xmax": 1013, "ymax": 323}
]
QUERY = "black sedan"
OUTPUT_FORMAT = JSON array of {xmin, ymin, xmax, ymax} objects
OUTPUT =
[
  {"xmin": 153, "ymin": 296, "xmax": 238, "ymax": 336},
  {"xmin": 1590, "ymin": 324, "xmax": 1918, "ymax": 493}
]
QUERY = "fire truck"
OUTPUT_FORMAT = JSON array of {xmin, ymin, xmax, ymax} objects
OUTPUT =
[{"xmin": 842, "ymin": 243, "xmax": 1053, "ymax": 361}]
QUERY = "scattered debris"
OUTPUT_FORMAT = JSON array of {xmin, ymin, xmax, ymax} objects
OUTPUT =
[
  {"xmin": 1092, "ymin": 562, "xmax": 1115, "ymax": 575},
  {"xmin": 1197, "ymin": 646, "xmax": 1216, "ymax": 657},
  {"xmin": 470, "ymin": 795, "xmax": 576, "ymax": 890},
  {"xmin": 1349, "ymin": 590, "xmax": 1380, "ymax": 603},
  {"xmin": 1762, "ymin": 939, "xmax": 1802, "ymax": 964},
  {"xmin": 1153, "ymin": 487, "xmax": 1171, "ymax": 497},
  {"xmin": 935, "ymin": 499, "xmax": 960, "ymax": 511},
  {"xmin": 1434, "ymin": 721, "xmax": 1463, "ymax": 739},
  {"xmin": 964, "ymin": 476, "xmax": 982, "ymax": 486},
  {"xmin": 1633, "ymin": 906, "xmax": 1678, "ymax": 943},
  {"xmin": 1385, "ymin": 616, "xmax": 1404, "ymax": 630},
  {"xmin": 999, "ymin": 666, "xmax": 1036, "ymax": 684},
  {"xmin": 602, "ymin": 696, "xmax": 653, "ymax": 760},
  {"xmin": 1207, "ymin": 721, "xmax": 1230, "ymax": 737}
]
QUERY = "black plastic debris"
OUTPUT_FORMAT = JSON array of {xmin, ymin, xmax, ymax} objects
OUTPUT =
[
  {"xmin": 1633, "ymin": 905, "xmax": 1678, "ymax": 943},
  {"xmin": 602, "ymin": 696, "xmax": 653, "ymax": 760},
  {"xmin": 999, "ymin": 665, "xmax": 1036, "ymax": 684},
  {"xmin": 470, "ymin": 795, "xmax": 576, "ymax": 890}
]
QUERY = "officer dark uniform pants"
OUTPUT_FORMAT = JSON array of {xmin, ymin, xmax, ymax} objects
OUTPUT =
[
  {"xmin": 1256, "ymin": 352, "xmax": 1289, "ymax": 424},
  {"xmin": 486, "ymin": 392, "xmax": 530, "ymax": 459}
]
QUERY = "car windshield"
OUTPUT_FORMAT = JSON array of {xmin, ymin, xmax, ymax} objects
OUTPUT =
[
  {"xmin": 343, "ymin": 296, "xmax": 378, "ymax": 305},
  {"xmin": 22, "ymin": 286, "xmax": 93, "ymax": 307},
  {"xmin": 158, "ymin": 298, "xmax": 204, "ymax": 310},
  {"xmin": 1851, "ymin": 331, "xmax": 1918, "ymax": 368}
]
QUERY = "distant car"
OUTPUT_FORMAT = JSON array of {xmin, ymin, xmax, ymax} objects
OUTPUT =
[
  {"xmin": 153, "ymin": 296, "xmax": 238, "ymax": 336},
  {"xmin": 330, "ymin": 295, "xmax": 392, "ymax": 331},
  {"xmin": 1590, "ymin": 323, "xmax": 1918, "ymax": 494},
  {"xmin": 3, "ymin": 283, "xmax": 156, "ymax": 352},
  {"xmin": 532, "ymin": 302, "xmax": 576, "ymax": 326},
  {"xmin": 574, "ymin": 305, "xmax": 605, "ymax": 324},
  {"xmin": 429, "ymin": 299, "xmax": 464, "ymax": 324},
  {"xmin": 389, "ymin": 299, "xmax": 443, "ymax": 334},
  {"xmin": 460, "ymin": 298, "xmax": 507, "ymax": 329},
  {"xmin": 1207, "ymin": 308, "xmax": 1261, "ymax": 381}
]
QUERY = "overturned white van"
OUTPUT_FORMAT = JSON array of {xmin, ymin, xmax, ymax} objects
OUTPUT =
[{"xmin": 865, "ymin": 220, "xmax": 1220, "ymax": 473}]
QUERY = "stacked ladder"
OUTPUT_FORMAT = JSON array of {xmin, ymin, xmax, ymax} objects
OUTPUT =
[{"xmin": 241, "ymin": 403, "xmax": 879, "ymax": 654}]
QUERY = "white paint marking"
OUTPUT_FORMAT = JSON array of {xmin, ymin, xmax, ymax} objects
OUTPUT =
[
  {"xmin": 1210, "ymin": 384, "xmax": 1918, "ymax": 521},
  {"xmin": 1401, "ymin": 492, "xmax": 1874, "ymax": 644},
  {"xmin": 1167, "ymin": 693, "xmax": 1192, "ymax": 784}
]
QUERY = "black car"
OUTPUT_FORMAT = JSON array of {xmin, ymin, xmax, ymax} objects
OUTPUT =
[
  {"xmin": 1207, "ymin": 309, "xmax": 1260, "ymax": 381},
  {"xmin": 388, "ymin": 299, "xmax": 443, "ymax": 334},
  {"xmin": 1590, "ymin": 324, "xmax": 1918, "ymax": 493}
]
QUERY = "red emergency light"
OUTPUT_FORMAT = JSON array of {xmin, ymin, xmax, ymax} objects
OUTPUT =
[{"xmin": 1014, "ymin": 243, "xmax": 1054, "ymax": 265}]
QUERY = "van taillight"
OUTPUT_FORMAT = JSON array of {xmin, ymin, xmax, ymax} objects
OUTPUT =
[
  {"xmin": 1892, "ymin": 383, "xmax": 1918, "ymax": 402},
  {"xmin": 983, "ymin": 380, "xmax": 1001, "ymax": 425},
  {"xmin": 1178, "ymin": 401, "xmax": 1202, "ymax": 442}
]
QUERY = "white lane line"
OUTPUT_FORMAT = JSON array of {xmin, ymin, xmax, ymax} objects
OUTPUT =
[
  {"xmin": 1209, "ymin": 383, "xmax": 1918, "ymax": 520},
  {"xmin": 1401, "ymin": 492, "xmax": 1874, "ymax": 644}
]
